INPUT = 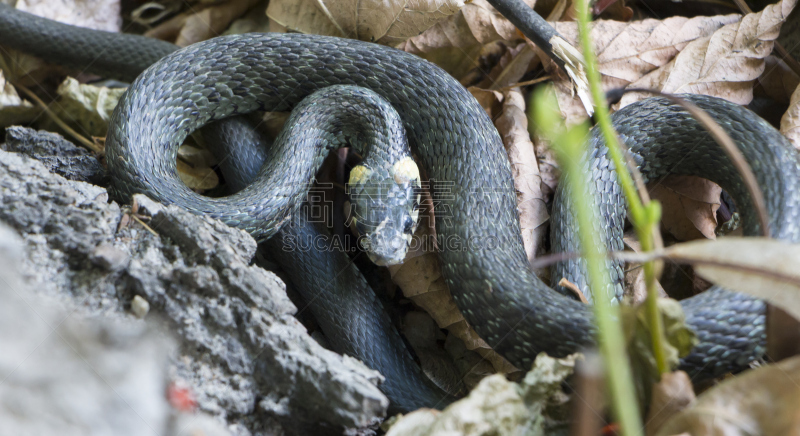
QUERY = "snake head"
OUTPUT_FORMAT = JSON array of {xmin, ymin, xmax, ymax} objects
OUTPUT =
[{"xmin": 348, "ymin": 157, "xmax": 421, "ymax": 266}]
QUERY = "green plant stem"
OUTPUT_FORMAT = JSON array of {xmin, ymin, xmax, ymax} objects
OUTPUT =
[
  {"xmin": 573, "ymin": 0, "xmax": 668, "ymax": 377},
  {"xmin": 532, "ymin": 87, "xmax": 642, "ymax": 436}
]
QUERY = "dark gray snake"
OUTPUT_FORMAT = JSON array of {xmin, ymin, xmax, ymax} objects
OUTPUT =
[{"xmin": 3, "ymin": 3, "xmax": 800, "ymax": 414}]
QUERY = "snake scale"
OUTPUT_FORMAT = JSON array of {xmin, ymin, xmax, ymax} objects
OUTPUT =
[{"xmin": 2, "ymin": 2, "xmax": 800, "ymax": 414}]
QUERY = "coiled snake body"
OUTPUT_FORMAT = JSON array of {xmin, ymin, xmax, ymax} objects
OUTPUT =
[{"xmin": 3, "ymin": 3, "xmax": 800, "ymax": 413}]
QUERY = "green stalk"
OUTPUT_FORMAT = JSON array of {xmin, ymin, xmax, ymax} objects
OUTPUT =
[
  {"xmin": 532, "ymin": 88, "xmax": 642, "ymax": 436},
  {"xmin": 573, "ymin": 0, "xmax": 668, "ymax": 375}
]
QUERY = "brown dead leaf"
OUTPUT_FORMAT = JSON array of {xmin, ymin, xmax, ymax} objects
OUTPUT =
[
  {"xmin": 621, "ymin": 0, "xmax": 798, "ymax": 108},
  {"xmin": 649, "ymin": 175, "xmax": 721, "ymax": 241},
  {"xmin": 656, "ymin": 355, "xmax": 800, "ymax": 436},
  {"xmin": 398, "ymin": 0, "xmax": 535, "ymax": 77},
  {"xmin": 645, "ymin": 371, "xmax": 695, "ymax": 436},
  {"xmin": 664, "ymin": 237, "xmax": 800, "ymax": 322},
  {"xmin": 780, "ymin": 80, "xmax": 800, "ymax": 148},
  {"xmin": 176, "ymin": 159, "xmax": 219, "ymax": 191},
  {"xmin": 0, "ymin": 70, "xmax": 37, "ymax": 127},
  {"xmin": 146, "ymin": 0, "xmax": 262, "ymax": 47},
  {"xmin": 267, "ymin": 0, "xmax": 463, "ymax": 46},
  {"xmin": 758, "ymin": 55, "xmax": 800, "ymax": 104},
  {"xmin": 543, "ymin": 15, "xmax": 739, "ymax": 124},
  {"xmin": 496, "ymin": 88, "xmax": 549, "ymax": 266}
]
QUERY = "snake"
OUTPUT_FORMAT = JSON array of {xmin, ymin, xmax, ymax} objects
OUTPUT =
[{"xmin": 3, "ymin": 2, "xmax": 800, "ymax": 415}]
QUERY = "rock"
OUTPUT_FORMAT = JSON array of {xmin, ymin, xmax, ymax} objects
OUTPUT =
[
  {"xmin": 0, "ymin": 221, "xmax": 178, "ymax": 436},
  {"xmin": 2, "ymin": 126, "xmax": 108, "ymax": 185},
  {"xmin": 0, "ymin": 147, "xmax": 388, "ymax": 435},
  {"xmin": 131, "ymin": 294, "xmax": 150, "ymax": 318}
]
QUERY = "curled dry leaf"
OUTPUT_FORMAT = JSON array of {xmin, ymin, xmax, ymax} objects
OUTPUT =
[
  {"xmin": 656, "ymin": 355, "xmax": 800, "ymax": 436},
  {"xmin": 384, "ymin": 353, "xmax": 578, "ymax": 436},
  {"xmin": 758, "ymin": 55, "xmax": 800, "ymax": 104},
  {"xmin": 48, "ymin": 77, "xmax": 125, "ymax": 138},
  {"xmin": 543, "ymin": 15, "xmax": 739, "ymax": 124},
  {"xmin": 644, "ymin": 371, "xmax": 695, "ymax": 436},
  {"xmin": 0, "ymin": 70, "xmax": 37, "ymax": 127},
  {"xmin": 175, "ymin": 0, "xmax": 261, "ymax": 47},
  {"xmin": 495, "ymin": 88, "xmax": 549, "ymax": 266},
  {"xmin": 146, "ymin": 0, "xmax": 262, "ymax": 46},
  {"xmin": 649, "ymin": 175, "xmax": 721, "ymax": 241},
  {"xmin": 664, "ymin": 237, "xmax": 800, "ymax": 322},
  {"xmin": 620, "ymin": 0, "xmax": 798, "ymax": 107},
  {"xmin": 781, "ymin": 79, "xmax": 800, "ymax": 148},
  {"xmin": 398, "ymin": 0, "xmax": 534, "ymax": 77},
  {"xmin": 176, "ymin": 159, "xmax": 219, "ymax": 191},
  {"xmin": 267, "ymin": 0, "xmax": 464, "ymax": 46}
]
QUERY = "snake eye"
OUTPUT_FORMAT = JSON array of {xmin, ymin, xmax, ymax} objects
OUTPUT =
[{"xmin": 403, "ymin": 216, "xmax": 415, "ymax": 233}]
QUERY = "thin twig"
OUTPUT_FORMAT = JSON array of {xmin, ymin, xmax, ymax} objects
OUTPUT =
[{"xmin": 12, "ymin": 81, "xmax": 102, "ymax": 154}]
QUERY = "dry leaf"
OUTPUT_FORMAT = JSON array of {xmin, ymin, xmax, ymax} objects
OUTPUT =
[
  {"xmin": 0, "ymin": 70, "xmax": 37, "ymax": 127},
  {"xmin": 398, "ymin": 0, "xmax": 534, "ymax": 77},
  {"xmin": 758, "ymin": 55, "xmax": 800, "ymax": 104},
  {"xmin": 176, "ymin": 159, "xmax": 219, "ymax": 191},
  {"xmin": 621, "ymin": 0, "xmax": 798, "ymax": 108},
  {"xmin": 543, "ymin": 15, "xmax": 739, "ymax": 124},
  {"xmin": 175, "ymin": 0, "xmax": 261, "ymax": 47},
  {"xmin": 48, "ymin": 77, "xmax": 125, "ymax": 138},
  {"xmin": 495, "ymin": 87, "xmax": 549, "ymax": 266},
  {"xmin": 656, "ymin": 355, "xmax": 800, "ymax": 436},
  {"xmin": 781, "ymin": 80, "xmax": 800, "ymax": 148},
  {"xmin": 645, "ymin": 371, "xmax": 695, "ymax": 436},
  {"xmin": 649, "ymin": 175, "xmax": 721, "ymax": 241},
  {"xmin": 385, "ymin": 353, "xmax": 578, "ymax": 436},
  {"xmin": 664, "ymin": 237, "xmax": 800, "ymax": 322},
  {"xmin": 267, "ymin": 0, "xmax": 464, "ymax": 46}
]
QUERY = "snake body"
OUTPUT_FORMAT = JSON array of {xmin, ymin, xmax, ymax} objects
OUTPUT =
[{"xmin": 3, "ymin": 3, "xmax": 800, "ymax": 413}]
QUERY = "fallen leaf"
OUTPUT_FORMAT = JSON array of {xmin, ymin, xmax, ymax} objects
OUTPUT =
[
  {"xmin": 175, "ymin": 0, "xmax": 261, "ymax": 47},
  {"xmin": 620, "ymin": 0, "xmax": 798, "ymax": 108},
  {"xmin": 176, "ymin": 159, "xmax": 219, "ymax": 191},
  {"xmin": 398, "ymin": 0, "xmax": 534, "ymax": 77},
  {"xmin": 758, "ymin": 55, "xmax": 800, "ymax": 105},
  {"xmin": 664, "ymin": 237, "xmax": 800, "ymax": 322},
  {"xmin": 495, "ymin": 87, "xmax": 550, "ymax": 266},
  {"xmin": 623, "ymin": 298, "xmax": 697, "ymax": 403},
  {"xmin": 0, "ymin": 70, "xmax": 37, "ymax": 127},
  {"xmin": 781, "ymin": 80, "xmax": 800, "ymax": 148},
  {"xmin": 649, "ymin": 175, "xmax": 721, "ymax": 241},
  {"xmin": 267, "ymin": 0, "xmax": 464, "ymax": 46},
  {"xmin": 656, "ymin": 355, "xmax": 800, "ymax": 436},
  {"xmin": 645, "ymin": 371, "xmax": 695, "ymax": 436},
  {"xmin": 543, "ymin": 15, "xmax": 740, "ymax": 124},
  {"xmin": 48, "ymin": 77, "xmax": 125, "ymax": 138},
  {"xmin": 384, "ymin": 353, "xmax": 579, "ymax": 436}
]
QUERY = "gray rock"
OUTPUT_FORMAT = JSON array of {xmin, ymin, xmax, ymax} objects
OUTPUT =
[
  {"xmin": 0, "ymin": 147, "xmax": 388, "ymax": 435},
  {"xmin": 3, "ymin": 126, "xmax": 108, "ymax": 185},
  {"xmin": 0, "ymin": 221, "xmax": 177, "ymax": 436}
]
